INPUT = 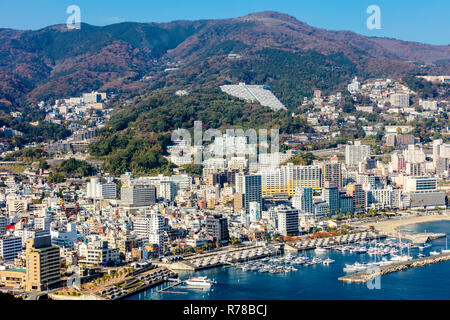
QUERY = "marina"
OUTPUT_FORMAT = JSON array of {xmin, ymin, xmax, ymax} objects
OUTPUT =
[{"xmin": 126, "ymin": 221, "xmax": 450, "ymax": 300}]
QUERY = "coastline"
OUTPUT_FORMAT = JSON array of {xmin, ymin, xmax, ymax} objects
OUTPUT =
[{"xmin": 361, "ymin": 215, "xmax": 450, "ymax": 235}]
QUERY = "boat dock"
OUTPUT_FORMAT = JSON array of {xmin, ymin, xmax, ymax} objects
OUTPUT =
[
  {"xmin": 157, "ymin": 280, "xmax": 188, "ymax": 294},
  {"xmin": 338, "ymin": 252, "xmax": 450, "ymax": 283},
  {"xmin": 285, "ymin": 232, "xmax": 386, "ymax": 253},
  {"xmin": 397, "ymin": 232, "xmax": 446, "ymax": 244},
  {"xmin": 163, "ymin": 243, "xmax": 279, "ymax": 271}
]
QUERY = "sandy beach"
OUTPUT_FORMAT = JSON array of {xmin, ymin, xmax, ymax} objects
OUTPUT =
[{"xmin": 361, "ymin": 214, "xmax": 450, "ymax": 235}]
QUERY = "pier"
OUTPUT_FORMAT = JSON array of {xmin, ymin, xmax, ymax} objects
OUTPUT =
[
  {"xmin": 399, "ymin": 232, "xmax": 446, "ymax": 244},
  {"xmin": 285, "ymin": 231, "xmax": 386, "ymax": 253},
  {"xmin": 163, "ymin": 243, "xmax": 279, "ymax": 271},
  {"xmin": 338, "ymin": 252, "xmax": 450, "ymax": 283}
]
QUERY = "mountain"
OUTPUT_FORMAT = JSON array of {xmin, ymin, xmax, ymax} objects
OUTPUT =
[{"xmin": 0, "ymin": 11, "xmax": 448, "ymax": 110}]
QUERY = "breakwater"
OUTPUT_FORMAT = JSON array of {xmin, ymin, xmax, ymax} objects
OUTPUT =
[{"xmin": 338, "ymin": 252, "xmax": 450, "ymax": 283}]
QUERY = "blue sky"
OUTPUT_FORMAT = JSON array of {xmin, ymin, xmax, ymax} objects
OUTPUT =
[{"xmin": 0, "ymin": 0, "xmax": 449, "ymax": 45}]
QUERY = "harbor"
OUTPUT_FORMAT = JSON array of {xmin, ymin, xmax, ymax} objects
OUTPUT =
[
  {"xmin": 126, "ymin": 221, "xmax": 450, "ymax": 300},
  {"xmin": 339, "ymin": 252, "xmax": 450, "ymax": 283},
  {"xmin": 161, "ymin": 243, "xmax": 280, "ymax": 271}
]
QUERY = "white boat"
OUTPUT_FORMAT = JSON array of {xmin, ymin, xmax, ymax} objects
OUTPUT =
[
  {"xmin": 185, "ymin": 276, "xmax": 216, "ymax": 287},
  {"xmin": 418, "ymin": 243, "xmax": 432, "ymax": 251},
  {"xmin": 314, "ymin": 247, "xmax": 327, "ymax": 254},
  {"xmin": 322, "ymin": 258, "xmax": 335, "ymax": 265},
  {"xmin": 429, "ymin": 251, "xmax": 440, "ymax": 256},
  {"xmin": 391, "ymin": 255, "xmax": 413, "ymax": 262}
]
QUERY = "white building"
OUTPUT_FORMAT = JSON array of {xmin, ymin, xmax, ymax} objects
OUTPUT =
[
  {"xmin": 86, "ymin": 178, "xmax": 117, "ymax": 199},
  {"xmin": 347, "ymin": 76, "xmax": 361, "ymax": 94},
  {"xmin": 390, "ymin": 93, "xmax": 409, "ymax": 108},
  {"xmin": 403, "ymin": 145, "xmax": 426, "ymax": 164},
  {"xmin": 404, "ymin": 176, "xmax": 437, "ymax": 192},
  {"xmin": 345, "ymin": 141, "xmax": 371, "ymax": 166}
]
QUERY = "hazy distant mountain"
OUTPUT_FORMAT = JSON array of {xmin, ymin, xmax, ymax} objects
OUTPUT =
[{"xmin": 0, "ymin": 11, "xmax": 448, "ymax": 109}]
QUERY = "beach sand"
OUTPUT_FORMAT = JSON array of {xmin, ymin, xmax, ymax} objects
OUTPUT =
[{"xmin": 361, "ymin": 215, "xmax": 450, "ymax": 235}]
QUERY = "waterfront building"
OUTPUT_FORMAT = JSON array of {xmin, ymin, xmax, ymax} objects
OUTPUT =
[
  {"xmin": 206, "ymin": 214, "xmax": 230, "ymax": 245},
  {"xmin": 339, "ymin": 194, "xmax": 354, "ymax": 215},
  {"xmin": 313, "ymin": 201, "xmax": 329, "ymax": 218},
  {"xmin": 78, "ymin": 241, "xmax": 119, "ymax": 267},
  {"xmin": 404, "ymin": 176, "xmax": 437, "ymax": 192},
  {"xmin": 346, "ymin": 183, "xmax": 366, "ymax": 214},
  {"xmin": 322, "ymin": 182, "xmax": 339, "ymax": 215}
]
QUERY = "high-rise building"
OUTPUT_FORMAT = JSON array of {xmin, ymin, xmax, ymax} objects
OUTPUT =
[
  {"xmin": 313, "ymin": 201, "xmax": 329, "ymax": 218},
  {"xmin": 145, "ymin": 210, "xmax": 164, "ymax": 256},
  {"xmin": 25, "ymin": 236, "xmax": 60, "ymax": 292},
  {"xmin": 391, "ymin": 152, "xmax": 406, "ymax": 172},
  {"xmin": 237, "ymin": 174, "xmax": 262, "ymax": 214},
  {"xmin": 322, "ymin": 182, "xmax": 339, "ymax": 215},
  {"xmin": 339, "ymin": 194, "xmax": 354, "ymax": 215},
  {"xmin": 436, "ymin": 157, "xmax": 450, "ymax": 174},
  {"xmin": 433, "ymin": 139, "xmax": 450, "ymax": 170},
  {"xmin": 0, "ymin": 236, "xmax": 22, "ymax": 261},
  {"xmin": 86, "ymin": 178, "xmax": 117, "ymax": 199},
  {"xmin": 291, "ymin": 187, "xmax": 313, "ymax": 214},
  {"xmin": 406, "ymin": 162, "xmax": 424, "ymax": 176},
  {"xmin": 276, "ymin": 207, "xmax": 299, "ymax": 236},
  {"xmin": 157, "ymin": 181, "xmax": 177, "ymax": 201},
  {"xmin": 345, "ymin": 141, "xmax": 371, "ymax": 166},
  {"xmin": 260, "ymin": 163, "xmax": 321, "ymax": 197},
  {"xmin": 319, "ymin": 161, "xmax": 343, "ymax": 189},
  {"xmin": 206, "ymin": 214, "xmax": 229, "ymax": 245},
  {"xmin": 404, "ymin": 177, "xmax": 437, "ymax": 192},
  {"xmin": 403, "ymin": 145, "xmax": 426, "ymax": 164},
  {"xmin": 34, "ymin": 216, "xmax": 51, "ymax": 231},
  {"xmin": 0, "ymin": 216, "xmax": 7, "ymax": 236},
  {"xmin": 121, "ymin": 185, "xmax": 157, "ymax": 206},
  {"xmin": 249, "ymin": 202, "xmax": 261, "ymax": 222},
  {"xmin": 233, "ymin": 193, "xmax": 244, "ymax": 212},
  {"xmin": 346, "ymin": 184, "xmax": 366, "ymax": 214}
]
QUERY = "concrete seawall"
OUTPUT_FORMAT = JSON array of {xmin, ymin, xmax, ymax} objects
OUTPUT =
[{"xmin": 338, "ymin": 252, "xmax": 450, "ymax": 283}]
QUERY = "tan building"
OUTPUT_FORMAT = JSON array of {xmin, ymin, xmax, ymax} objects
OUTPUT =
[
  {"xmin": 25, "ymin": 236, "xmax": 61, "ymax": 292},
  {"xmin": 234, "ymin": 193, "xmax": 244, "ymax": 212},
  {"xmin": 0, "ymin": 268, "xmax": 26, "ymax": 288}
]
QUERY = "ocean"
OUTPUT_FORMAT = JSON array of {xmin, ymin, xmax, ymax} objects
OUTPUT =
[{"xmin": 126, "ymin": 220, "xmax": 450, "ymax": 300}]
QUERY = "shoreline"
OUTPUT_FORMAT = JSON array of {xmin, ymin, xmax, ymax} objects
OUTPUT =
[{"xmin": 361, "ymin": 214, "xmax": 450, "ymax": 235}]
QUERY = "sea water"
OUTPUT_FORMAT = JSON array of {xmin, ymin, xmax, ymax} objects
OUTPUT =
[{"xmin": 126, "ymin": 221, "xmax": 450, "ymax": 300}]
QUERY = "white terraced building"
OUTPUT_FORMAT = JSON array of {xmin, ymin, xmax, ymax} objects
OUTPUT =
[{"xmin": 220, "ymin": 83, "xmax": 287, "ymax": 111}]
